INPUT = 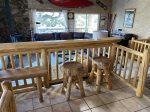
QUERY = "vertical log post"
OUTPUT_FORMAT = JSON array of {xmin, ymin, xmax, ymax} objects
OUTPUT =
[
  {"xmin": 41, "ymin": 49, "xmax": 49, "ymax": 88},
  {"xmin": 109, "ymin": 45, "xmax": 116, "ymax": 72},
  {"xmin": 136, "ymin": 49, "xmax": 150, "ymax": 97},
  {"xmin": 129, "ymin": 37, "xmax": 135, "ymax": 49},
  {"xmin": 0, "ymin": 80, "xmax": 16, "ymax": 112}
]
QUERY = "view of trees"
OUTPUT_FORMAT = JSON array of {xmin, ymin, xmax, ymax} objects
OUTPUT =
[
  {"xmin": 36, "ymin": 12, "xmax": 65, "ymax": 27},
  {"xmin": 35, "ymin": 11, "xmax": 99, "ymax": 33},
  {"xmin": 74, "ymin": 14, "xmax": 99, "ymax": 33}
]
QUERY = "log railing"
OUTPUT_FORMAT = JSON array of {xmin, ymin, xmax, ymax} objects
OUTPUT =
[
  {"xmin": 0, "ymin": 38, "xmax": 121, "ymax": 91},
  {"xmin": 0, "ymin": 38, "xmax": 149, "ymax": 97},
  {"xmin": 138, "ymin": 38, "xmax": 150, "ymax": 43},
  {"xmin": 111, "ymin": 44, "xmax": 150, "ymax": 97},
  {"xmin": 0, "ymin": 80, "xmax": 16, "ymax": 112},
  {"xmin": 130, "ymin": 39, "xmax": 150, "ymax": 52}
]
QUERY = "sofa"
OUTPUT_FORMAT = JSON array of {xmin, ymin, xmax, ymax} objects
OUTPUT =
[{"xmin": 33, "ymin": 32, "xmax": 93, "ymax": 41}]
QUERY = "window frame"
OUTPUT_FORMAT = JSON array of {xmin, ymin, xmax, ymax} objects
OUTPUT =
[
  {"xmin": 74, "ymin": 13, "xmax": 100, "ymax": 33},
  {"xmin": 34, "ymin": 10, "xmax": 67, "ymax": 33}
]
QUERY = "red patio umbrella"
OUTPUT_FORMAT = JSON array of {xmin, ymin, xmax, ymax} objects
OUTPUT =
[{"xmin": 48, "ymin": 0, "xmax": 94, "ymax": 8}]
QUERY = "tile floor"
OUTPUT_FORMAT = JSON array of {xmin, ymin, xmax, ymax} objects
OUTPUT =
[{"xmin": 16, "ymin": 78, "xmax": 150, "ymax": 112}]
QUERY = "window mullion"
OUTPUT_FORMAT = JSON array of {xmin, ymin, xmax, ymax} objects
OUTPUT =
[{"xmin": 86, "ymin": 14, "xmax": 88, "ymax": 32}]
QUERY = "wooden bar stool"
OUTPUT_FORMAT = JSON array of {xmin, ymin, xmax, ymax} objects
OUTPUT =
[
  {"xmin": 61, "ymin": 62, "xmax": 85, "ymax": 101},
  {"xmin": 89, "ymin": 56, "xmax": 112, "ymax": 93}
]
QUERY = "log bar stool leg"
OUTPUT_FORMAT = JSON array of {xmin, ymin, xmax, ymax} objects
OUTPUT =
[
  {"xmin": 104, "ymin": 67, "xmax": 112, "ymax": 90},
  {"xmin": 61, "ymin": 75, "xmax": 68, "ymax": 94},
  {"xmin": 96, "ymin": 69, "xmax": 102, "ymax": 93},
  {"xmin": 89, "ymin": 64, "xmax": 97, "ymax": 83},
  {"xmin": 78, "ymin": 75, "xmax": 85, "ymax": 97},
  {"xmin": 66, "ymin": 76, "xmax": 72, "ymax": 101},
  {"xmin": 36, "ymin": 77, "xmax": 43, "ymax": 102}
]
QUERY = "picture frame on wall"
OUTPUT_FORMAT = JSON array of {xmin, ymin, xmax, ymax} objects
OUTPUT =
[{"xmin": 124, "ymin": 9, "xmax": 136, "ymax": 28}]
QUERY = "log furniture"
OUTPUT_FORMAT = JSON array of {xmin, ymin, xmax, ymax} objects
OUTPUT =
[
  {"xmin": 0, "ymin": 67, "xmax": 47, "ymax": 102},
  {"xmin": 89, "ymin": 56, "xmax": 112, "ymax": 93},
  {"xmin": 111, "ymin": 44, "xmax": 150, "ymax": 97},
  {"xmin": 0, "ymin": 38, "xmax": 149, "ymax": 100},
  {"xmin": 61, "ymin": 62, "xmax": 85, "ymax": 100},
  {"xmin": 0, "ymin": 80, "xmax": 16, "ymax": 112}
]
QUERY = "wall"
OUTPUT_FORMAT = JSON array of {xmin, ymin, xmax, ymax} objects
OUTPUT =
[
  {"xmin": 28, "ymin": 0, "xmax": 112, "ymax": 13},
  {"xmin": 0, "ymin": 0, "xmax": 31, "ymax": 41},
  {"xmin": 28, "ymin": 0, "xmax": 112, "ymax": 32},
  {"xmin": 0, "ymin": 0, "xmax": 112, "ymax": 41},
  {"xmin": 112, "ymin": 0, "xmax": 150, "ymax": 38}
]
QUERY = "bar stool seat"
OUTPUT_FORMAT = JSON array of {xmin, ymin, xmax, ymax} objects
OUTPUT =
[
  {"xmin": 89, "ymin": 56, "xmax": 112, "ymax": 93},
  {"xmin": 61, "ymin": 62, "xmax": 85, "ymax": 101}
]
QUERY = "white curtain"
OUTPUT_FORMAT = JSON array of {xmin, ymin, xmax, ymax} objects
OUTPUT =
[{"xmin": 62, "ymin": 10, "xmax": 69, "ymax": 32}]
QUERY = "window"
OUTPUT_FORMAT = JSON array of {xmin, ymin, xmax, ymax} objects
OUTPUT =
[
  {"xmin": 74, "ymin": 14, "xmax": 99, "ymax": 33},
  {"xmin": 35, "ymin": 11, "xmax": 68, "ymax": 33}
]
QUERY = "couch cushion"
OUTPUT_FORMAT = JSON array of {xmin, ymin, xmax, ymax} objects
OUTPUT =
[
  {"xmin": 60, "ymin": 32, "xmax": 73, "ymax": 40},
  {"xmin": 55, "ymin": 33, "xmax": 61, "ymax": 40},
  {"xmin": 35, "ymin": 33, "xmax": 55, "ymax": 41},
  {"xmin": 73, "ymin": 32, "xmax": 85, "ymax": 39},
  {"xmin": 84, "ymin": 33, "xmax": 93, "ymax": 39}
]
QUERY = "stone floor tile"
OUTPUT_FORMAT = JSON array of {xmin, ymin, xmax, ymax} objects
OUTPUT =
[
  {"xmin": 50, "ymin": 92, "xmax": 67, "ymax": 105},
  {"xmin": 47, "ymin": 84, "xmax": 63, "ymax": 95},
  {"xmin": 110, "ymin": 87, "xmax": 135, "ymax": 100},
  {"xmin": 83, "ymin": 80, "xmax": 91, "ymax": 87},
  {"xmin": 90, "ymin": 83, "xmax": 110, "ymax": 93},
  {"xmin": 82, "ymin": 109, "xmax": 92, "ymax": 112},
  {"xmin": 33, "ymin": 89, "xmax": 47, "ymax": 98},
  {"xmin": 15, "ymin": 92, "xmax": 35, "ymax": 102},
  {"xmin": 84, "ymin": 86, "xmax": 97, "ymax": 96},
  {"xmin": 120, "ymin": 97, "xmax": 150, "ymax": 112},
  {"xmin": 68, "ymin": 85, "xmax": 96, "ymax": 100},
  {"xmin": 144, "ymin": 87, "xmax": 150, "ymax": 96},
  {"xmin": 17, "ymin": 99, "xmax": 33, "ymax": 112},
  {"xmin": 121, "ymin": 87, "xmax": 135, "ymax": 96},
  {"xmin": 69, "ymin": 99, "xmax": 89, "ymax": 112},
  {"xmin": 26, "ymin": 110, "xmax": 35, "ymax": 112},
  {"xmin": 33, "ymin": 96, "xmax": 51, "ymax": 109},
  {"xmin": 84, "ymin": 95, "xmax": 104, "ymax": 108},
  {"xmin": 52, "ymin": 102, "xmax": 71, "ymax": 112},
  {"xmin": 70, "ymin": 88, "xmax": 83, "ymax": 100},
  {"xmin": 111, "ymin": 79, "xmax": 125, "ymax": 90},
  {"xmin": 98, "ymin": 92, "xmax": 118, "ymax": 104},
  {"xmin": 115, "ymin": 79, "xmax": 128, "ymax": 88},
  {"xmin": 137, "ymin": 107, "xmax": 150, "ymax": 112},
  {"xmin": 35, "ymin": 106, "xmax": 52, "ymax": 112},
  {"xmin": 106, "ymin": 101, "xmax": 129, "ymax": 112},
  {"xmin": 91, "ymin": 105, "xmax": 110, "ymax": 112}
]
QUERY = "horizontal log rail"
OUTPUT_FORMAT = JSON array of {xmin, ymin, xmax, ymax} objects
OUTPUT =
[
  {"xmin": 0, "ymin": 38, "xmax": 121, "ymax": 53},
  {"xmin": 138, "ymin": 38, "xmax": 150, "ymax": 43},
  {"xmin": 111, "ymin": 44, "xmax": 150, "ymax": 97},
  {"xmin": 0, "ymin": 38, "xmax": 121, "ymax": 93}
]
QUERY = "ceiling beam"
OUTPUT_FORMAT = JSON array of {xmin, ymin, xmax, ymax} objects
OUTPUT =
[{"xmin": 96, "ymin": 0, "xmax": 107, "ymax": 10}]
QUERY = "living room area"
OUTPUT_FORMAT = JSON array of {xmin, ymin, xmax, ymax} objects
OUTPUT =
[
  {"xmin": 0, "ymin": 0, "xmax": 114, "ymax": 43},
  {"xmin": 0, "ymin": 0, "xmax": 150, "ymax": 112}
]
